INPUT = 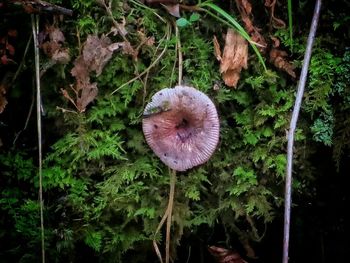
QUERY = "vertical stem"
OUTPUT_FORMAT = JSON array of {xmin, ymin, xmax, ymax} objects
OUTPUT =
[
  {"xmin": 175, "ymin": 25, "xmax": 183, "ymax": 86},
  {"xmin": 31, "ymin": 14, "xmax": 45, "ymax": 263},
  {"xmin": 165, "ymin": 170, "xmax": 176, "ymax": 263},
  {"xmin": 283, "ymin": 1, "xmax": 321, "ymax": 263},
  {"xmin": 287, "ymin": 0, "xmax": 293, "ymax": 52}
]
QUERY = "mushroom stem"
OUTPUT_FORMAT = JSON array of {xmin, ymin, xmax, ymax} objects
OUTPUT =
[
  {"xmin": 153, "ymin": 169, "xmax": 177, "ymax": 263},
  {"xmin": 166, "ymin": 169, "xmax": 176, "ymax": 263}
]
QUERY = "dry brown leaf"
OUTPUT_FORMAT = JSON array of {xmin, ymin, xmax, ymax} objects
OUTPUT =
[
  {"xmin": 61, "ymin": 88, "xmax": 77, "ymax": 107},
  {"xmin": 235, "ymin": 0, "xmax": 267, "ymax": 52},
  {"xmin": 208, "ymin": 246, "xmax": 248, "ymax": 263},
  {"xmin": 137, "ymin": 31, "xmax": 155, "ymax": 47},
  {"xmin": 63, "ymin": 34, "xmax": 124, "ymax": 112},
  {"xmin": 213, "ymin": 36, "xmax": 222, "ymax": 61},
  {"xmin": 82, "ymin": 35, "xmax": 116, "ymax": 76},
  {"xmin": 71, "ymin": 56, "xmax": 89, "ymax": 82},
  {"xmin": 0, "ymin": 84, "xmax": 8, "ymax": 114},
  {"xmin": 49, "ymin": 26, "xmax": 65, "ymax": 43},
  {"xmin": 0, "ymin": 73, "xmax": 12, "ymax": 114},
  {"xmin": 270, "ymin": 48, "xmax": 296, "ymax": 78},
  {"xmin": 51, "ymin": 48, "xmax": 70, "ymax": 64},
  {"xmin": 76, "ymin": 82, "xmax": 98, "ymax": 113},
  {"xmin": 40, "ymin": 24, "xmax": 70, "ymax": 64},
  {"xmin": 265, "ymin": 0, "xmax": 286, "ymax": 29},
  {"xmin": 120, "ymin": 40, "xmax": 138, "ymax": 59},
  {"xmin": 240, "ymin": 0, "xmax": 252, "ymax": 14},
  {"xmin": 163, "ymin": 4, "xmax": 180, "ymax": 17},
  {"xmin": 270, "ymin": 35, "xmax": 280, "ymax": 48},
  {"xmin": 219, "ymin": 29, "xmax": 248, "ymax": 88}
]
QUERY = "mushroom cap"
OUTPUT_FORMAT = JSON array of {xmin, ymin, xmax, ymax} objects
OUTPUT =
[{"xmin": 142, "ymin": 85, "xmax": 220, "ymax": 171}]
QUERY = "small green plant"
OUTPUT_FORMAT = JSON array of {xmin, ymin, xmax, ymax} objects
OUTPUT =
[{"xmin": 176, "ymin": 13, "xmax": 201, "ymax": 27}]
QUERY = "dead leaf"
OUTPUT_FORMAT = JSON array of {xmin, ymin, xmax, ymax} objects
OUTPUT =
[
  {"xmin": 40, "ymin": 24, "xmax": 70, "ymax": 64},
  {"xmin": 208, "ymin": 246, "xmax": 248, "ymax": 263},
  {"xmin": 238, "ymin": 0, "xmax": 252, "ymax": 16},
  {"xmin": 120, "ymin": 40, "xmax": 138, "ymax": 58},
  {"xmin": 49, "ymin": 26, "xmax": 65, "ymax": 43},
  {"xmin": 0, "ymin": 84, "xmax": 8, "ymax": 114},
  {"xmin": 63, "ymin": 34, "xmax": 123, "ymax": 112},
  {"xmin": 265, "ymin": 0, "xmax": 286, "ymax": 29},
  {"xmin": 270, "ymin": 48, "xmax": 296, "ymax": 78},
  {"xmin": 0, "ymin": 73, "xmax": 13, "ymax": 114},
  {"xmin": 219, "ymin": 29, "xmax": 248, "ymax": 88},
  {"xmin": 213, "ymin": 36, "xmax": 222, "ymax": 61},
  {"xmin": 76, "ymin": 82, "xmax": 98, "ymax": 112},
  {"xmin": 162, "ymin": 4, "xmax": 180, "ymax": 17},
  {"xmin": 51, "ymin": 48, "xmax": 70, "ymax": 64},
  {"xmin": 270, "ymin": 36, "xmax": 280, "ymax": 48},
  {"xmin": 71, "ymin": 56, "xmax": 90, "ymax": 82},
  {"xmin": 235, "ymin": 0, "xmax": 267, "ymax": 52},
  {"xmin": 137, "ymin": 31, "xmax": 155, "ymax": 47},
  {"xmin": 82, "ymin": 35, "xmax": 115, "ymax": 76}
]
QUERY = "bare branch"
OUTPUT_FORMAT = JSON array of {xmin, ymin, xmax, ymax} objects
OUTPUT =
[{"xmin": 283, "ymin": 1, "xmax": 322, "ymax": 263}]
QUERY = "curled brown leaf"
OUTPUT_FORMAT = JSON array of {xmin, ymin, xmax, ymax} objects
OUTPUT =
[
  {"xmin": 270, "ymin": 48, "xmax": 296, "ymax": 78},
  {"xmin": 235, "ymin": 0, "xmax": 267, "ymax": 52},
  {"xmin": 40, "ymin": 24, "xmax": 70, "ymax": 64},
  {"xmin": 218, "ymin": 29, "xmax": 248, "ymax": 88},
  {"xmin": 208, "ymin": 246, "xmax": 248, "ymax": 263}
]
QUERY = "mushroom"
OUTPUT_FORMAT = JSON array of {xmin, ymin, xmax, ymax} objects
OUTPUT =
[{"xmin": 142, "ymin": 85, "xmax": 220, "ymax": 171}]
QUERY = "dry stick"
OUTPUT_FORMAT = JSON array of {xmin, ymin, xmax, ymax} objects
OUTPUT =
[
  {"xmin": 31, "ymin": 14, "xmax": 45, "ymax": 263},
  {"xmin": 175, "ymin": 25, "xmax": 183, "ymax": 85},
  {"xmin": 111, "ymin": 24, "xmax": 171, "ymax": 95},
  {"xmin": 283, "ymin": 1, "xmax": 321, "ymax": 263},
  {"xmin": 169, "ymin": 28, "xmax": 179, "ymax": 87},
  {"xmin": 11, "ymin": 34, "xmax": 32, "ymax": 85},
  {"xmin": 12, "ymin": 35, "xmax": 34, "ymax": 146}
]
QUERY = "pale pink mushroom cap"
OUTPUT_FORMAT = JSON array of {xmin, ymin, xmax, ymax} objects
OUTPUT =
[{"xmin": 142, "ymin": 85, "xmax": 220, "ymax": 171}]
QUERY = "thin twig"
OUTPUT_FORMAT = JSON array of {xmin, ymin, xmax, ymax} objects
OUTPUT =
[
  {"xmin": 175, "ymin": 25, "xmax": 183, "ymax": 86},
  {"xmin": 12, "ymin": 88, "xmax": 34, "ymax": 146},
  {"xmin": 12, "ymin": 34, "xmax": 34, "ymax": 146},
  {"xmin": 110, "ymin": 23, "xmax": 171, "ymax": 95},
  {"xmin": 283, "ymin": 1, "xmax": 321, "ymax": 263},
  {"xmin": 142, "ymin": 36, "xmax": 165, "ymax": 107},
  {"xmin": 100, "ymin": 0, "xmax": 128, "ymax": 42},
  {"xmin": 10, "ymin": 34, "xmax": 32, "ymax": 85},
  {"xmin": 169, "ymin": 30, "xmax": 178, "ymax": 87},
  {"xmin": 31, "ymin": 14, "xmax": 45, "ymax": 263}
]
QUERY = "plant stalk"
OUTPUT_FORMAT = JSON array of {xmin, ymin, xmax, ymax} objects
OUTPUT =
[
  {"xmin": 166, "ymin": 170, "xmax": 176, "ymax": 263},
  {"xmin": 283, "ymin": 1, "xmax": 321, "ymax": 262},
  {"xmin": 31, "ymin": 14, "xmax": 45, "ymax": 263}
]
